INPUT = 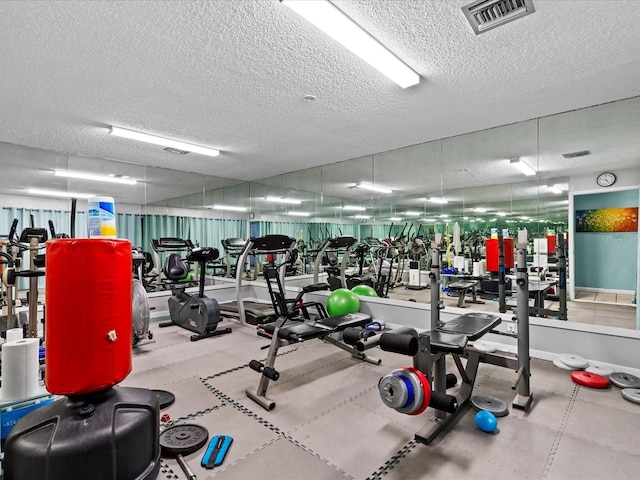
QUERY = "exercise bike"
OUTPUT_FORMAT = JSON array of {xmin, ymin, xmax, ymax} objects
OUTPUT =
[{"xmin": 159, "ymin": 247, "xmax": 231, "ymax": 342}]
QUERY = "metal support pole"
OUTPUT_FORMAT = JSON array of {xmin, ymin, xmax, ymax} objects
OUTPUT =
[
  {"xmin": 498, "ymin": 232, "xmax": 506, "ymax": 313},
  {"xmin": 513, "ymin": 229, "xmax": 533, "ymax": 411},
  {"xmin": 28, "ymin": 236, "xmax": 39, "ymax": 338},
  {"xmin": 557, "ymin": 233, "xmax": 568, "ymax": 321}
]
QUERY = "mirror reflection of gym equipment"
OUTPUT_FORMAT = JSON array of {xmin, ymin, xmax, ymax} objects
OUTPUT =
[{"xmin": 1, "ymin": 2, "xmax": 639, "ymax": 479}]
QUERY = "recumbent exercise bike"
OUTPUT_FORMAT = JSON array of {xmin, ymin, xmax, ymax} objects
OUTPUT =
[{"xmin": 159, "ymin": 246, "xmax": 231, "ymax": 341}]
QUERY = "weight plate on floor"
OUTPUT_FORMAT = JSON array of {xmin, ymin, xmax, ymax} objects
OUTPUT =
[
  {"xmin": 152, "ymin": 389, "xmax": 176, "ymax": 409},
  {"xmin": 559, "ymin": 353, "xmax": 589, "ymax": 369},
  {"xmin": 471, "ymin": 395, "xmax": 509, "ymax": 417},
  {"xmin": 472, "ymin": 340, "xmax": 496, "ymax": 353},
  {"xmin": 621, "ymin": 388, "xmax": 640, "ymax": 405},
  {"xmin": 571, "ymin": 371, "xmax": 610, "ymax": 389},
  {"xmin": 553, "ymin": 357, "xmax": 580, "ymax": 371},
  {"xmin": 609, "ymin": 372, "xmax": 640, "ymax": 389},
  {"xmin": 585, "ymin": 364, "xmax": 614, "ymax": 377},
  {"xmin": 159, "ymin": 424, "xmax": 209, "ymax": 456}
]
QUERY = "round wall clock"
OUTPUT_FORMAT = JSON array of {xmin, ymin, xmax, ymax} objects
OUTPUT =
[{"xmin": 596, "ymin": 172, "xmax": 616, "ymax": 187}]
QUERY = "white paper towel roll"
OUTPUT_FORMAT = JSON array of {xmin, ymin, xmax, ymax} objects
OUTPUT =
[
  {"xmin": 6, "ymin": 328, "xmax": 23, "ymax": 343},
  {"xmin": 1, "ymin": 338, "xmax": 40, "ymax": 401}
]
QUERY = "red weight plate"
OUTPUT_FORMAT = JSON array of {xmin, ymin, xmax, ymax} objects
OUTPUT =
[
  {"xmin": 405, "ymin": 367, "xmax": 431, "ymax": 415},
  {"xmin": 571, "ymin": 370, "xmax": 610, "ymax": 389}
]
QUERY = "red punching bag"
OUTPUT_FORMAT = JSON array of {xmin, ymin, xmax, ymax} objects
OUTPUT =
[{"xmin": 45, "ymin": 239, "xmax": 132, "ymax": 395}]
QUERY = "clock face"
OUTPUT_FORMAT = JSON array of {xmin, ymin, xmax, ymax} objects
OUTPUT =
[{"xmin": 597, "ymin": 172, "xmax": 616, "ymax": 187}]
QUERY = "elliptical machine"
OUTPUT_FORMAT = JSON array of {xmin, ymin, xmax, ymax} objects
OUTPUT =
[{"xmin": 159, "ymin": 247, "xmax": 231, "ymax": 342}]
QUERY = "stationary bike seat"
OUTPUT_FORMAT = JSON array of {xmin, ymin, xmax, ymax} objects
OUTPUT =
[{"xmin": 163, "ymin": 253, "xmax": 189, "ymax": 281}]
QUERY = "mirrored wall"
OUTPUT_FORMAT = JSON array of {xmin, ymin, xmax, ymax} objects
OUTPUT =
[{"xmin": 1, "ymin": 96, "xmax": 638, "ymax": 331}]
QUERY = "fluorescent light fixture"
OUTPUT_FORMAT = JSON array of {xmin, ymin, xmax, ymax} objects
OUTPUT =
[
  {"xmin": 548, "ymin": 186, "xmax": 562, "ymax": 194},
  {"xmin": 510, "ymin": 158, "xmax": 536, "ymax": 176},
  {"xmin": 428, "ymin": 197, "xmax": 448, "ymax": 204},
  {"xmin": 211, "ymin": 205, "xmax": 248, "ymax": 212},
  {"xmin": 342, "ymin": 205, "xmax": 366, "ymax": 211},
  {"xmin": 422, "ymin": 218, "xmax": 436, "ymax": 223},
  {"xmin": 404, "ymin": 211, "xmax": 421, "ymax": 216},
  {"xmin": 282, "ymin": 0, "xmax": 420, "ymax": 89},
  {"xmin": 287, "ymin": 211, "xmax": 311, "ymax": 217},
  {"xmin": 265, "ymin": 196, "xmax": 302, "ymax": 205},
  {"xmin": 356, "ymin": 182, "xmax": 392, "ymax": 194},
  {"xmin": 109, "ymin": 126, "xmax": 220, "ymax": 157},
  {"xmin": 353, "ymin": 215, "xmax": 371, "ymax": 219},
  {"xmin": 27, "ymin": 188, "xmax": 93, "ymax": 199},
  {"xmin": 439, "ymin": 214, "xmax": 449, "ymax": 218},
  {"xmin": 54, "ymin": 169, "xmax": 137, "ymax": 185},
  {"xmin": 389, "ymin": 217, "xmax": 402, "ymax": 222},
  {"xmin": 473, "ymin": 207, "xmax": 488, "ymax": 213},
  {"xmin": 496, "ymin": 212, "xmax": 507, "ymax": 217}
]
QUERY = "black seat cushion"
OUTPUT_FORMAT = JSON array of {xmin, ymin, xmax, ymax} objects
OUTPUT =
[
  {"xmin": 428, "ymin": 331, "xmax": 468, "ymax": 354},
  {"xmin": 263, "ymin": 322, "xmax": 328, "ymax": 341},
  {"xmin": 437, "ymin": 313, "xmax": 501, "ymax": 341},
  {"xmin": 315, "ymin": 312, "xmax": 371, "ymax": 330},
  {"xmin": 163, "ymin": 253, "xmax": 189, "ymax": 281}
]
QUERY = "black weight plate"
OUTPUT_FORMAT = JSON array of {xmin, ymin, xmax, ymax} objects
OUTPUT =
[
  {"xmin": 153, "ymin": 389, "xmax": 176, "ymax": 409},
  {"xmin": 609, "ymin": 372, "xmax": 640, "ymax": 389},
  {"xmin": 471, "ymin": 394, "xmax": 509, "ymax": 417},
  {"xmin": 159, "ymin": 424, "xmax": 209, "ymax": 456}
]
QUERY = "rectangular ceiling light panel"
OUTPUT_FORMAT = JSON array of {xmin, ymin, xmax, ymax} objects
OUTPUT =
[
  {"xmin": 110, "ymin": 126, "xmax": 220, "ymax": 157},
  {"xmin": 54, "ymin": 169, "xmax": 137, "ymax": 185},
  {"xmin": 282, "ymin": 0, "xmax": 419, "ymax": 88}
]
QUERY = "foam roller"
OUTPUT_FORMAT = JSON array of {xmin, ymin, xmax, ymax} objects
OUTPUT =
[
  {"xmin": 428, "ymin": 391, "xmax": 457, "ymax": 413},
  {"xmin": 379, "ymin": 332, "xmax": 419, "ymax": 356}
]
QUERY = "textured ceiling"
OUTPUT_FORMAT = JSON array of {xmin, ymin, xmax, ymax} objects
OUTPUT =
[{"xmin": 1, "ymin": 0, "xmax": 640, "ymax": 185}]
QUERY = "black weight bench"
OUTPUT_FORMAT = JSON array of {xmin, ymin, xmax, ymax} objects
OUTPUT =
[
  {"xmin": 415, "ymin": 312, "xmax": 501, "ymax": 444},
  {"xmin": 246, "ymin": 278, "xmax": 381, "ymax": 411},
  {"xmin": 372, "ymin": 312, "xmax": 501, "ymax": 445},
  {"xmin": 447, "ymin": 280, "xmax": 485, "ymax": 308}
]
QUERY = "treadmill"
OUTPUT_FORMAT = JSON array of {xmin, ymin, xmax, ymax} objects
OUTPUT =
[
  {"xmin": 220, "ymin": 237, "xmax": 248, "ymax": 278},
  {"xmin": 218, "ymin": 235, "xmax": 297, "ymax": 325}
]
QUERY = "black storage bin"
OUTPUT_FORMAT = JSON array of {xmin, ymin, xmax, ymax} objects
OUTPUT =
[{"xmin": 4, "ymin": 386, "xmax": 160, "ymax": 480}]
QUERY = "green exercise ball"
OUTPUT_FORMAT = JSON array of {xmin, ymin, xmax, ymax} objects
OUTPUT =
[
  {"xmin": 351, "ymin": 284, "xmax": 378, "ymax": 298},
  {"xmin": 326, "ymin": 288, "xmax": 360, "ymax": 316}
]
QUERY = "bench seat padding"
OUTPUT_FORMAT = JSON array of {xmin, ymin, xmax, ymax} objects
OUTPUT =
[
  {"xmin": 427, "ymin": 331, "xmax": 468, "ymax": 354},
  {"xmin": 437, "ymin": 313, "xmax": 501, "ymax": 341},
  {"xmin": 263, "ymin": 312, "xmax": 371, "ymax": 341},
  {"xmin": 448, "ymin": 280, "xmax": 478, "ymax": 290}
]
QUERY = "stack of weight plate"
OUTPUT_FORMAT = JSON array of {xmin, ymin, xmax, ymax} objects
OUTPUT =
[
  {"xmin": 609, "ymin": 372, "xmax": 640, "ymax": 405},
  {"xmin": 553, "ymin": 353, "xmax": 590, "ymax": 371}
]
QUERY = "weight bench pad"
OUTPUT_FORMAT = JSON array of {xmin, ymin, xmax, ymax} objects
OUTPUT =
[
  {"xmin": 427, "ymin": 331, "xmax": 468, "ymax": 354},
  {"xmin": 315, "ymin": 312, "xmax": 371, "ymax": 330},
  {"xmin": 437, "ymin": 312, "xmax": 501, "ymax": 341},
  {"xmin": 263, "ymin": 322, "xmax": 328, "ymax": 341}
]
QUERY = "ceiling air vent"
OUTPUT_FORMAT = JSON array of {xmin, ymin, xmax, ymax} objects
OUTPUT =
[
  {"xmin": 562, "ymin": 150, "xmax": 591, "ymax": 159},
  {"xmin": 164, "ymin": 147, "xmax": 189, "ymax": 155},
  {"xmin": 462, "ymin": 0, "xmax": 535, "ymax": 35}
]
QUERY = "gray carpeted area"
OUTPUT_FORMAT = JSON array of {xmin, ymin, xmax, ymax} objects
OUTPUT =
[{"xmin": 122, "ymin": 317, "xmax": 640, "ymax": 480}]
